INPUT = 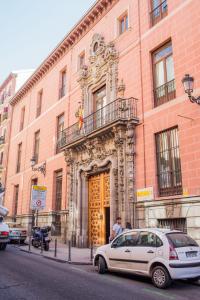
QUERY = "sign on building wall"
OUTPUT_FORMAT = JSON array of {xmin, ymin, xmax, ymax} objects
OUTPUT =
[
  {"xmin": 31, "ymin": 185, "xmax": 47, "ymax": 210},
  {"xmin": 137, "ymin": 187, "xmax": 154, "ymax": 202}
]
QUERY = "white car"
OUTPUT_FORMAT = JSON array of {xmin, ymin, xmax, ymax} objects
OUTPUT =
[{"xmin": 94, "ymin": 228, "xmax": 200, "ymax": 289}]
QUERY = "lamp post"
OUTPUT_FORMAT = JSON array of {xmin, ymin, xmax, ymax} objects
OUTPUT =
[
  {"xmin": 30, "ymin": 157, "xmax": 46, "ymax": 228},
  {"xmin": 30, "ymin": 156, "xmax": 46, "ymax": 176},
  {"xmin": 182, "ymin": 74, "xmax": 200, "ymax": 105}
]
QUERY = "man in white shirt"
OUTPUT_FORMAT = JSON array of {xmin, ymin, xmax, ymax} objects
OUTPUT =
[{"xmin": 110, "ymin": 217, "xmax": 123, "ymax": 242}]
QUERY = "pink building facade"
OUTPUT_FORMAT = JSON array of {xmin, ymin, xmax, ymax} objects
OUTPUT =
[
  {"xmin": 4, "ymin": 0, "xmax": 200, "ymax": 246},
  {"xmin": 0, "ymin": 70, "xmax": 34, "ymax": 204}
]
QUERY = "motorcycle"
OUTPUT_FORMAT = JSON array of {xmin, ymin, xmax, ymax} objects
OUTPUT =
[{"xmin": 32, "ymin": 226, "xmax": 51, "ymax": 251}]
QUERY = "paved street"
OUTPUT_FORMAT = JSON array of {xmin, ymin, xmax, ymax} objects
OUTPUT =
[{"xmin": 0, "ymin": 246, "xmax": 199, "ymax": 300}]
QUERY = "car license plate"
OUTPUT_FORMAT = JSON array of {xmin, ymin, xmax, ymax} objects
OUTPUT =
[
  {"xmin": 186, "ymin": 251, "xmax": 197, "ymax": 258},
  {"xmin": 45, "ymin": 237, "xmax": 50, "ymax": 241}
]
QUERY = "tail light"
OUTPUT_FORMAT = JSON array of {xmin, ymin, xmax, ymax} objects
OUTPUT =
[
  {"xmin": 169, "ymin": 245, "xmax": 179, "ymax": 260},
  {"xmin": 22, "ymin": 231, "xmax": 27, "ymax": 235},
  {"xmin": 0, "ymin": 231, "xmax": 9, "ymax": 237}
]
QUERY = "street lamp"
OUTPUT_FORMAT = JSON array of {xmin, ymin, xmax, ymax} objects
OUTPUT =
[
  {"xmin": 30, "ymin": 156, "xmax": 46, "ymax": 176},
  {"xmin": 182, "ymin": 74, "xmax": 200, "ymax": 105}
]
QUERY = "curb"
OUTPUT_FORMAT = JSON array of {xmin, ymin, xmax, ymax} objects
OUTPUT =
[{"xmin": 19, "ymin": 248, "xmax": 92, "ymax": 265}]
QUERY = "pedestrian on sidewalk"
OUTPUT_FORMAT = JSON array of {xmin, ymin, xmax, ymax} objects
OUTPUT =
[
  {"xmin": 125, "ymin": 222, "xmax": 132, "ymax": 230},
  {"xmin": 110, "ymin": 217, "xmax": 123, "ymax": 242}
]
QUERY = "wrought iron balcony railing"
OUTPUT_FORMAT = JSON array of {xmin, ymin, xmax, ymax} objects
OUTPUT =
[
  {"xmin": 58, "ymin": 97, "xmax": 138, "ymax": 149},
  {"xmin": 150, "ymin": 0, "xmax": 168, "ymax": 27},
  {"xmin": 154, "ymin": 79, "xmax": 176, "ymax": 107}
]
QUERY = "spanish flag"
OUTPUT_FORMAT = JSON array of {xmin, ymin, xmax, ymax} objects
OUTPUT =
[{"xmin": 78, "ymin": 107, "xmax": 84, "ymax": 130}]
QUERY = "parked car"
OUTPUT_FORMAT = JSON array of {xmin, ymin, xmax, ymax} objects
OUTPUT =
[
  {"xmin": 0, "ymin": 205, "xmax": 9, "ymax": 250},
  {"xmin": 7, "ymin": 223, "xmax": 27, "ymax": 244},
  {"xmin": 94, "ymin": 228, "xmax": 200, "ymax": 289},
  {"xmin": 0, "ymin": 217, "xmax": 9, "ymax": 250}
]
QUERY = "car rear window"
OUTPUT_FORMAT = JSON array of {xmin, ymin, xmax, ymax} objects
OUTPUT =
[{"xmin": 167, "ymin": 232, "xmax": 198, "ymax": 248}]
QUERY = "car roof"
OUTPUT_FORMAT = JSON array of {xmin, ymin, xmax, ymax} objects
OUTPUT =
[{"xmin": 124, "ymin": 228, "xmax": 182, "ymax": 235}]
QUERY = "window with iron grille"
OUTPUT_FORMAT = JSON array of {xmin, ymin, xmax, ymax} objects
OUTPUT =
[
  {"xmin": 54, "ymin": 170, "xmax": 62, "ymax": 211},
  {"xmin": 118, "ymin": 12, "xmax": 128, "ymax": 35},
  {"xmin": 33, "ymin": 131, "xmax": 40, "ymax": 164},
  {"xmin": 13, "ymin": 185, "xmax": 19, "ymax": 218},
  {"xmin": 19, "ymin": 107, "xmax": 25, "ymax": 131},
  {"xmin": 36, "ymin": 90, "xmax": 42, "ymax": 118},
  {"xmin": 150, "ymin": 0, "xmax": 168, "ymax": 26},
  {"xmin": 158, "ymin": 218, "xmax": 187, "ymax": 233},
  {"xmin": 16, "ymin": 143, "xmax": 22, "ymax": 173},
  {"xmin": 59, "ymin": 70, "xmax": 66, "ymax": 99},
  {"xmin": 155, "ymin": 127, "xmax": 182, "ymax": 196},
  {"xmin": 56, "ymin": 114, "xmax": 64, "ymax": 154},
  {"xmin": 153, "ymin": 42, "xmax": 175, "ymax": 107}
]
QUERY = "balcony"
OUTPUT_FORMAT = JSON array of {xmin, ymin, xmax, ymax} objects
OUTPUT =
[
  {"xmin": 150, "ymin": 0, "xmax": 168, "ymax": 27},
  {"xmin": 154, "ymin": 79, "xmax": 176, "ymax": 107},
  {"xmin": 58, "ymin": 97, "xmax": 138, "ymax": 149}
]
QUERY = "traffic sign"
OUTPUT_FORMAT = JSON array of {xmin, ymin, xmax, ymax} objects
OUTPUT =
[{"xmin": 31, "ymin": 185, "xmax": 47, "ymax": 210}]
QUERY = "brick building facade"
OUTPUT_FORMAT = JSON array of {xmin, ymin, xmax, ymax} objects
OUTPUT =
[{"xmin": 4, "ymin": 0, "xmax": 200, "ymax": 246}]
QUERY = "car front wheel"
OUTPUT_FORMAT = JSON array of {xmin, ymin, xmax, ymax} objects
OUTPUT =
[
  {"xmin": 152, "ymin": 266, "xmax": 172, "ymax": 289},
  {"xmin": 98, "ymin": 256, "xmax": 107, "ymax": 274}
]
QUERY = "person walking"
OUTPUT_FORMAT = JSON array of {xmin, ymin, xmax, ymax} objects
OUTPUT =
[{"xmin": 110, "ymin": 217, "xmax": 123, "ymax": 242}]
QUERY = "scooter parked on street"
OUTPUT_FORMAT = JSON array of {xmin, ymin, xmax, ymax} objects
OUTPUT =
[{"xmin": 32, "ymin": 226, "xmax": 51, "ymax": 251}]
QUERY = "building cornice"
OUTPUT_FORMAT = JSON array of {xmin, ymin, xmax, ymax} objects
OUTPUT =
[
  {"xmin": 10, "ymin": 0, "xmax": 119, "ymax": 106},
  {"xmin": 0, "ymin": 73, "xmax": 16, "ymax": 92}
]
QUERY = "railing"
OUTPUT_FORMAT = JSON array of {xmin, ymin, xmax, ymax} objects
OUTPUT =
[
  {"xmin": 58, "ymin": 97, "xmax": 138, "ymax": 149},
  {"xmin": 150, "ymin": 0, "xmax": 168, "ymax": 26},
  {"xmin": 157, "ymin": 170, "xmax": 182, "ymax": 197},
  {"xmin": 154, "ymin": 79, "xmax": 176, "ymax": 107}
]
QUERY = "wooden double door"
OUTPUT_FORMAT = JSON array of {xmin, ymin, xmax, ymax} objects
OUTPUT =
[{"xmin": 88, "ymin": 172, "xmax": 110, "ymax": 246}]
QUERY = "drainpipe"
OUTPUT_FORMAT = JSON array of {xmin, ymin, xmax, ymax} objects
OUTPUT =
[{"xmin": 134, "ymin": 0, "xmax": 147, "ymax": 228}]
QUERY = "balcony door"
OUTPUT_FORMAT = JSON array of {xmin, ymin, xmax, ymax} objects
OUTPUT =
[{"xmin": 93, "ymin": 85, "xmax": 107, "ymax": 129}]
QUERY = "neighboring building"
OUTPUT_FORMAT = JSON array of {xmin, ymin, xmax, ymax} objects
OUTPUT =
[
  {"xmin": 4, "ymin": 0, "xmax": 200, "ymax": 246},
  {"xmin": 0, "ymin": 70, "xmax": 34, "ymax": 199}
]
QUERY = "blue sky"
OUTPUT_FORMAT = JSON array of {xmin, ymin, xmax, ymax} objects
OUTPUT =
[{"xmin": 0, "ymin": 0, "xmax": 96, "ymax": 84}]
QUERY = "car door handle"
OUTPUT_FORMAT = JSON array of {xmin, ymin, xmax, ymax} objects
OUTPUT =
[
  {"xmin": 147, "ymin": 250, "xmax": 154, "ymax": 254},
  {"xmin": 124, "ymin": 249, "xmax": 131, "ymax": 253}
]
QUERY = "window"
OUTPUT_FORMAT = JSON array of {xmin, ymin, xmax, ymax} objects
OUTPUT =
[
  {"xmin": 156, "ymin": 127, "xmax": 182, "ymax": 197},
  {"xmin": 59, "ymin": 70, "xmax": 66, "ymax": 99},
  {"xmin": 137, "ymin": 232, "xmax": 162, "ymax": 247},
  {"xmin": 158, "ymin": 218, "xmax": 187, "ymax": 233},
  {"xmin": 16, "ymin": 143, "xmax": 22, "ymax": 173},
  {"xmin": 56, "ymin": 114, "xmax": 64, "ymax": 153},
  {"xmin": 13, "ymin": 185, "xmax": 19, "ymax": 219},
  {"xmin": 150, "ymin": 0, "xmax": 168, "ymax": 26},
  {"xmin": 36, "ymin": 90, "xmax": 42, "ymax": 118},
  {"xmin": 19, "ymin": 107, "xmax": 25, "ymax": 131},
  {"xmin": 119, "ymin": 12, "xmax": 128, "ymax": 35},
  {"xmin": 78, "ymin": 51, "xmax": 85, "ymax": 70},
  {"xmin": 54, "ymin": 170, "xmax": 63, "ymax": 211},
  {"xmin": 153, "ymin": 42, "xmax": 175, "ymax": 107},
  {"xmin": 0, "ymin": 152, "xmax": 3, "ymax": 165},
  {"xmin": 33, "ymin": 131, "xmax": 40, "ymax": 164},
  {"xmin": 167, "ymin": 232, "xmax": 198, "ymax": 248},
  {"xmin": 112, "ymin": 232, "xmax": 139, "ymax": 248}
]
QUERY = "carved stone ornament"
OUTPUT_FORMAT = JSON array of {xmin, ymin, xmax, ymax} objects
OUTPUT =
[{"xmin": 64, "ymin": 149, "xmax": 74, "ymax": 166}]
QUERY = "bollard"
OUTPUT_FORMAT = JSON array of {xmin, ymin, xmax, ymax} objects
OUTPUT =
[
  {"xmin": 68, "ymin": 240, "xmax": 71, "ymax": 262},
  {"xmin": 28, "ymin": 236, "xmax": 31, "ymax": 252},
  {"xmin": 18, "ymin": 235, "xmax": 21, "ymax": 247},
  {"xmin": 90, "ymin": 242, "xmax": 94, "ymax": 262},
  {"xmin": 54, "ymin": 238, "xmax": 57, "ymax": 258},
  {"xmin": 41, "ymin": 235, "xmax": 43, "ymax": 254}
]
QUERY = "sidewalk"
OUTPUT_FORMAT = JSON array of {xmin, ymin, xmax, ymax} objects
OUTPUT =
[{"xmin": 18, "ymin": 239, "xmax": 94, "ymax": 265}]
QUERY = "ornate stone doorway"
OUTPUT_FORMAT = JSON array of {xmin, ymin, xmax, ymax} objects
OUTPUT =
[
  {"xmin": 88, "ymin": 171, "xmax": 110, "ymax": 246},
  {"xmin": 59, "ymin": 34, "xmax": 139, "ymax": 247}
]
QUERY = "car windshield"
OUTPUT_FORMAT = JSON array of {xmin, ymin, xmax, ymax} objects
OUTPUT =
[{"xmin": 167, "ymin": 232, "xmax": 198, "ymax": 248}]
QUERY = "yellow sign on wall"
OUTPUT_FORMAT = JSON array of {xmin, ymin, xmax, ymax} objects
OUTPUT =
[{"xmin": 137, "ymin": 187, "xmax": 154, "ymax": 201}]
